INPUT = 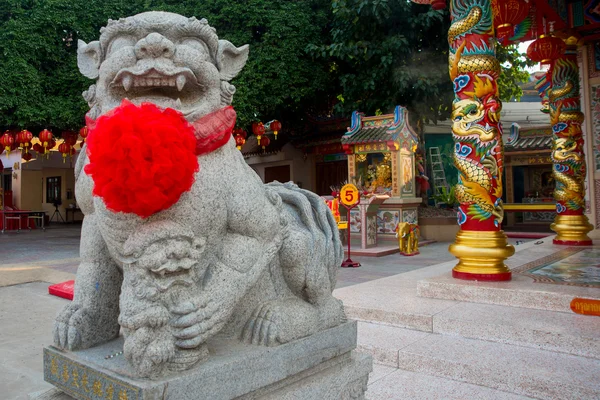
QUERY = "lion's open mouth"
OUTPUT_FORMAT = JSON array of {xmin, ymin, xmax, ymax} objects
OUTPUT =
[{"xmin": 110, "ymin": 67, "xmax": 205, "ymax": 115}]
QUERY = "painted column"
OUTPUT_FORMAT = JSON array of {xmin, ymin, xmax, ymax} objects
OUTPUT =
[
  {"xmin": 447, "ymin": 0, "xmax": 514, "ymax": 280},
  {"xmin": 549, "ymin": 37, "xmax": 593, "ymax": 245}
]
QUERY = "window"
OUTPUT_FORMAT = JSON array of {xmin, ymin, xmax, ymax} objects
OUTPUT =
[{"xmin": 46, "ymin": 176, "xmax": 61, "ymax": 204}]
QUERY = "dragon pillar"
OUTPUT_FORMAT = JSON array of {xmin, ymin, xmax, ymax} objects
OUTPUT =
[
  {"xmin": 549, "ymin": 37, "xmax": 593, "ymax": 245},
  {"xmin": 447, "ymin": 0, "xmax": 514, "ymax": 281}
]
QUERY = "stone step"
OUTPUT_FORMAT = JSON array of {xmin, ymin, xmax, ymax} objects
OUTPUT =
[
  {"xmin": 396, "ymin": 333, "xmax": 600, "ymax": 400},
  {"xmin": 367, "ymin": 366, "xmax": 534, "ymax": 400},
  {"xmin": 356, "ymin": 321, "xmax": 432, "ymax": 367},
  {"xmin": 433, "ymin": 302, "xmax": 600, "ymax": 360},
  {"xmin": 417, "ymin": 273, "xmax": 600, "ymax": 313}
]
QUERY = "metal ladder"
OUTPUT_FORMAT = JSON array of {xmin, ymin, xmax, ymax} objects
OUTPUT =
[{"xmin": 428, "ymin": 147, "xmax": 449, "ymax": 206}]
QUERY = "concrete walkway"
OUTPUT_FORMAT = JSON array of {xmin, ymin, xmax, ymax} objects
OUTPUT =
[{"xmin": 0, "ymin": 224, "xmax": 537, "ymax": 399}]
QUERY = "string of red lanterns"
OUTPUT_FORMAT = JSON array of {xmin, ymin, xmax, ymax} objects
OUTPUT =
[
  {"xmin": 16, "ymin": 130, "xmax": 33, "ymax": 154},
  {"xmin": 233, "ymin": 128, "xmax": 247, "ymax": 150},
  {"xmin": 252, "ymin": 122, "xmax": 265, "ymax": 145},
  {"xmin": 268, "ymin": 120, "xmax": 281, "ymax": 140},
  {"xmin": 0, "ymin": 132, "xmax": 15, "ymax": 155},
  {"xmin": 238, "ymin": 119, "xmax": 283, "ymax": 152},
  {"xmin": 0, "ymin": 128, "xmax": 87, "ymax": 162}
]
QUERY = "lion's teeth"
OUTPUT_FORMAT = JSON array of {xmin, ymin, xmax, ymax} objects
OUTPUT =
[
  {"xmin": 176, "ymin": 98, "xmax": 182, "ymax": 108},
  {"xmin": 176, "ymin": 75, "xmax": 186, "ymax": 91},
  {"xmin": 123, "ymin": 75, "xmax": 133, "ymax": 91}
]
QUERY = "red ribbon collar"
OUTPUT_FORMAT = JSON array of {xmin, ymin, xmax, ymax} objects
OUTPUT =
[{"xmin": 191, "ymin": 106, "xmax": 236, "ymax": 156}]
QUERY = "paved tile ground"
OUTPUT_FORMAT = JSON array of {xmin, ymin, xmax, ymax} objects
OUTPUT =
[
  {"xmin": 0, "ymin": 224, "xmax": 540, "ymax": 399},
  {"xmin": 0, "ymin": 225, "xmax": 81, "ymax": 273},
  {"xmin": 0, "ymin": 224, "xmax": 535, "ymax": 287}
]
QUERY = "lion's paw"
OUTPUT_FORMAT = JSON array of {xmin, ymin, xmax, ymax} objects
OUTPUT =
[
  {"xmin": 53, "ymin": 303, "xmax": 119, "ymax": 350},
  {"xmin": 241, "ymin": 298, "xmax": 319, "ymax": 347}
]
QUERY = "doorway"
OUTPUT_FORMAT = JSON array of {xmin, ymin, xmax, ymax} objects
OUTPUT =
[
  {"xmin": 264, "ymin": 165, "xmax": 291, "ymax": 183},
  {"xmin": 315, "ymin": 160, "xmax": 348, "ymax": 196}
]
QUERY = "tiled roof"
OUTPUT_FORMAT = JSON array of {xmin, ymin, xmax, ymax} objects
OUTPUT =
[
  {"xmin": 340, "ymin": 125, "xmax": 391, "ymax": 145},
  {"xmin": 506, "ymin": 124, "xmax": 552, "ymax": 152},
  {"xmin": 505, "ymin": 135, "xmax": 553, "ymax": 151},
  {"xmin": 340, "ymin": 106, "xmax": 418, "ymax": 149}
]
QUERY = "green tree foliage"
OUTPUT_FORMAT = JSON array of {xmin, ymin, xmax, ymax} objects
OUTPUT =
[
  {"xmin": 496, "ymin": 43, "xmax": 536, "ymax": 102},
  {"xmin": 0, "ymin": 0, "xmax": 332, "ymax": 131},
  {"xmin": 307, "ymin": 0, "xmax": 534, "ymax": 122},
  {"xmin": 0, "ymin": 0, "xmax": 534, "ymax": 132},
  {"xmin": 307, "ymin": 0, "xmax": 452, "ymax": 123}
]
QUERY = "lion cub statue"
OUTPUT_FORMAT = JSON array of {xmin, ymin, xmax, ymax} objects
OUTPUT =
[{"xmin": 53, "ymin": 11, "xmax": 345, "ymax": 378}]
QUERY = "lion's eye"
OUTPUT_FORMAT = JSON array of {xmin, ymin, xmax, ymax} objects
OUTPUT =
[{"xmin": 108, "ymin": 36, "xmax": 136, "ymax": 55}]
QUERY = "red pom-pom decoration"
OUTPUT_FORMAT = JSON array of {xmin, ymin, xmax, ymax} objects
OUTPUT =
[{"xmin": 84, "ymin": 101, "xmax": 199, "ymax": 218}]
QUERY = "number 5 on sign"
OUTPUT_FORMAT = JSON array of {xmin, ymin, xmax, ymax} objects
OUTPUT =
[{"xmin": 340, "ymin": 184, "xmax": 359, "ymax": 206}]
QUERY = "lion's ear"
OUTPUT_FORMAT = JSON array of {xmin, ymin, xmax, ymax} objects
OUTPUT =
[
  {"xmin": 217, "ymin": 40, "xmax": 249, "ymax": 81},
  {"xmin": 77, "ymin": 40, "xmax": 101, "ymax": 79}
]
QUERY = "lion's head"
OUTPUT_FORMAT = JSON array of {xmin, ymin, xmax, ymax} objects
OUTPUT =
[{"xmin": 78, "ymin": 12, "xmax": 249, "ymax": 122}]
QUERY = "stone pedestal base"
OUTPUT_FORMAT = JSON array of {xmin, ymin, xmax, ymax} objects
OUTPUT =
[{"xmin": 38, "ymin": 321, "xmax": 371, "ymax": 400}]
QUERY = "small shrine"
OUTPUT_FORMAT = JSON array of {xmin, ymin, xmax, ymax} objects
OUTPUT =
[
  {"xmin": 340, "ymin": 106, "xmax": 421, "ymax": 248},
  {"xmin": 504, "ymin": 123, "xmax": 556, "ymax": 227}
]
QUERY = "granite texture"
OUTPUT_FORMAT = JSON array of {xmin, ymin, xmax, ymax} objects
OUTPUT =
[
  {"xmin": 366, "ymin": 369, "xmax": 535, "ymax": 400},
  {"xmin": 432, "ymin": 302, "xmax": 600, "ymax": 359},
  {"xmin": 334, "ymin": 265, "xmax": 459, "ymax": 332},
  {"xmin": 417, "ymin": 239, "xmax": 600, "ymax": 312},
  {"xmin": 44, "ymin": 321, "xmax": 368, "ymax": 400},
  {"xmin": 397, "ymin": 333, "xmax": 600, "ymax": 399},
  {"xmin": 356, "ymin": 321, "xmax": 431, "ymax": 367},
  {"xmin": 417, "ymin": 272, "xmax": 600, "ymax": 312},
  {"xmin": 367, "ymin": 364, "xmax": 397, "ymax": 386},
  {"xmin": 54, "ymin": 11, "xmax": 347, "ymax": 379}
]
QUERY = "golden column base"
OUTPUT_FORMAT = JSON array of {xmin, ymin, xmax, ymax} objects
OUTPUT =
[
  {"xmin": 449, "ymin": 230, "xmax": 515, "ymax": 281},
  {"xmin": 551, "ymin": 214, "xmax": 593, "ymax": 246}
]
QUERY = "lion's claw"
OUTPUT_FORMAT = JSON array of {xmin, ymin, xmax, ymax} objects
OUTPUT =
[{"xmin": 53, "ymin": 303, "xmax": 119, "ymax": 350}]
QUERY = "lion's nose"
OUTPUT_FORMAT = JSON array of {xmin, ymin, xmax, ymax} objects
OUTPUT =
[{"xmin": 134, "ymin": 33, "xmax": 175, "ymax": 59}]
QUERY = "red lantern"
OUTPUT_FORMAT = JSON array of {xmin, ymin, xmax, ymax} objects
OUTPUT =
[
  {"xmin": 58, "ymin": 143, "xmax": 71, "ymax": 163},
  {"xmin": 430, "ymin": 0, "xmax": 446, "ymax": 10},
  {"xmin": 269, "ymin": 120, "xmax": 282, "ymax": 140},
  {"xmin": 39, "ymin": 129, "xmax": 53, "ymax": 154},
  {"xmin": 527, "ymin": 35, "xmax": 566, "ymax": 65},
  {"xmin": 0, "ymin": 132, "xmax": 14, "ymax": 155},
  {"xmin": 233, "ymin": 128, "xmax": 247, "ymax": 139},
  {"xmin": 79, "ymin": 126, "xmax": 88, "ymax": 139},
  {"xmin": 252, "ymin": 122, "xmax": 265, "ymax": 143},
  {"xmin": 259, "ymin": 135, "xmax": 270, "ymax": 151},
  {"xmin": 62, "ymin": 131, "xmax": 78, "ymax": 146},
  {"xmin": 32, "ymin": 143, "xmax": 43, "ymax": 153},
  {"xmin": 492, "ymin": 0, "xmax": 530, "ymax": 44},
  {"xmin": 235, "ymin": 134, "xmax": 246, "ymax": 150},
  {"xmin": 22, "ymin": 152, "xmax": 33, "ymax": 162},
  {"xmin": 16, "ymin": 129, "xmax": 33, "ymax": 153}
]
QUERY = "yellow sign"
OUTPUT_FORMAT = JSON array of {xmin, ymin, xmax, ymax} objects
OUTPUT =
[
  {"xmin": 340, "ymin": 184, "xmax": 359, "ymax": 206},
  {"xmin": 571, "ymin": 298, "xmax": 600, "ymax": 316}
]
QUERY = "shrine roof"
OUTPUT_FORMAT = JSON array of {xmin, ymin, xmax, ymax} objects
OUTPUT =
[
  {"xmin": 505, "ymin": 124, "xmax": 553, "ymax": 152},
  {"xmin": 340, "ymin": 106, "xmax": 418, "ymax": 148}
]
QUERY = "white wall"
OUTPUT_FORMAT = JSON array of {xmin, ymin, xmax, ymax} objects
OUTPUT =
[{"xmin": 245, "ymin": 143, "xmax": 316, "ymax": 192}]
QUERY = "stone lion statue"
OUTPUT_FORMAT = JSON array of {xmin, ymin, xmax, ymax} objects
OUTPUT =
[{"xmin": 53, "ymin": 11, "xmax": 345, "ymax": 378}]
